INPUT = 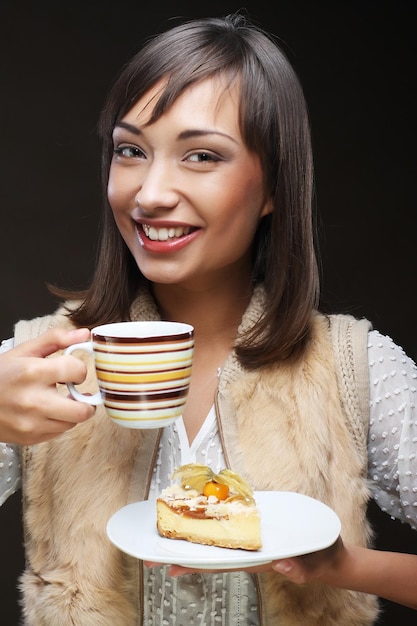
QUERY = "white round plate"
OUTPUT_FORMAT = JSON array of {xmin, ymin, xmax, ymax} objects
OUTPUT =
[{"xmin": 106, "ymin": 491, "xmax": 341, "ymax": 569}]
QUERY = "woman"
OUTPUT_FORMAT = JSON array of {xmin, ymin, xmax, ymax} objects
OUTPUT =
[{"xmin": 1, "ymin": 13, "xmax": 416, "ymax": 625}]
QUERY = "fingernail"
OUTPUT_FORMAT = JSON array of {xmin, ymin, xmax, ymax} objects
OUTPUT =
[{"xmin": 273, "ymin": 560, "xmax": 293, "ymax": 574}]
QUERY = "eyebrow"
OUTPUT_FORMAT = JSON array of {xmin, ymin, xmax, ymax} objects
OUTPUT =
[
  {"xmin": 114, "ymin": 121, "xmax": 141, "ymax": 135},
  {"xmin": 177, "ymin": 129, "xmax": 238, "ymax": 144},
  {"xmin": 113, "ymin": 121, "xmax": 238, "ymax": 144}
]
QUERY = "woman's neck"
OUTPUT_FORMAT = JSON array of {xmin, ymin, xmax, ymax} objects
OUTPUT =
[
  {"xmin": 151, "ymin": 276, "xmax": 253, "ymax": 346},
  {"xmin": 152, "ymin": 278, "xmax": 253, "ymax": 443}
]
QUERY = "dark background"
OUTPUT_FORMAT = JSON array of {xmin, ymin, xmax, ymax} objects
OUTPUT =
[{"xmin": 1, "ymin": 1, "xmax": 416, "ymax": 624}]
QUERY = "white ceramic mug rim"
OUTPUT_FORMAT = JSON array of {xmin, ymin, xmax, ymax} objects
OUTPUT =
[{"xmin": 91, "ymin": 320, "xmax": 194, "ymax": 339}]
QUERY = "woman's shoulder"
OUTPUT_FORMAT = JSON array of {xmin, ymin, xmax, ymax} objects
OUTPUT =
[
  {"xmin": 367, "ymin": 328, "xmax": 417, "ymax": 399},
  {"xmin": 324, "ymin": 314, "xmax": 416, "ymax": 403},
  {"xmin": 318, "ymin": 312, "xmax": 416, "ymax": 373},
  {"xmin": 367, "ymin": 328, "xmax": 416, "ymax": 364}
]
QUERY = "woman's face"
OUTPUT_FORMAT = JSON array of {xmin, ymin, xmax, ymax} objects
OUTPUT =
[{"xmin": 108, "ymin": 76, "xmax": 272, "ymax": 289}]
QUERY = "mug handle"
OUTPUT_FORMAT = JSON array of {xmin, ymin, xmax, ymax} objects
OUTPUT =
[{"xmin": 64, "ymin": 341, "xmax": 102, "ymax": 405}]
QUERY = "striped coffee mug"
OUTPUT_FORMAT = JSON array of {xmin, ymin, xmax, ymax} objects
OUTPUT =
[{"xmin": 65, "ymin": 321, "xmax": 194, "ymax": 428}]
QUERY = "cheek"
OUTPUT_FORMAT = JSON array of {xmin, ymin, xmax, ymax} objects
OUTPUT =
[
  {"xmin": 220, "ymin": 178, "xmax": 267, "ymax": 234},
  {"xmin": 107, "ymin": 168, "xmax": 133, "ymax": 214}
]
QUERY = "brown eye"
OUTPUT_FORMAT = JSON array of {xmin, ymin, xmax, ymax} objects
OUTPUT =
[
  {"xmin": 114, "ymin": 146, "xmax": 144, "ymax": 158},
  {"xmin": 188, "ymin": 152, "xmax": 220, "ymax": 163}
]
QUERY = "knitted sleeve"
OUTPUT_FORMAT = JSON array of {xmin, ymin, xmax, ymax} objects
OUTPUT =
[{"xmin": 328, "ymin": 314, "xmax": 373, "ymax": 469}]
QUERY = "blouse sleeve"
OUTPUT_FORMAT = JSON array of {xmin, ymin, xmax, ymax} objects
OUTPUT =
[
  {"xmin": 0, "ymin": 337, "xmax": 21, "ymax": 505},
  {"xmin": 367, "ymin": 330, "xmax": 417, "ymax": 529},
  {"xmin": 0, "ymin": 443, "xmax": 21, "ymax": 505}
]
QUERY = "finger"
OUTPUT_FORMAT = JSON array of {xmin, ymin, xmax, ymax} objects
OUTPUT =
[
  {"xmin": 17, "ymin": 389, "xmax": 95, "ymax": 425},
  {"xmin": 5, "ymin": 352, "xmax": 90, "ymax": 392},
  {"xmin": 12, "ymin": 327, "xmax": 91, "ymax": 359},
  {"xmin": 8, "ymin": 397, "xmax": 95, "ymax": 445},
  {"xmin": 272, "ymin": 559, "xmax": 295, "ymax": 574},
  {"xmin": 46, "ymin": 353, "xmax": 91, "ymax": 386}
]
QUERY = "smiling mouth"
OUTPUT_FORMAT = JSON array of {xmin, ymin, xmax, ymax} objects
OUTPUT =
[{"xmin": 142, "ymin": 224, "xmax": 193, "ymax": 241}]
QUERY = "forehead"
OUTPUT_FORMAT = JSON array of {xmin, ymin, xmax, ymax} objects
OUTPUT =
[{"xmin": 121, "ymin": 75, "xmax": 242, "ymax": 130}]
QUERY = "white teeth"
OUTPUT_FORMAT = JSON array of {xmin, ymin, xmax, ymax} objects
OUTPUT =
[
  {"xmin": 155, "ymin": 227, "xmax": 168, "ymax": 241},
  {"xmin": 142, "ymin": 224, "xmax": 191, "ymax": 241}
]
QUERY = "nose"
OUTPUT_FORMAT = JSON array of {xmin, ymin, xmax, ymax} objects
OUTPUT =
[{"xmin": 134, "ymin": 159, "xmax": 179, "ymax": 214}]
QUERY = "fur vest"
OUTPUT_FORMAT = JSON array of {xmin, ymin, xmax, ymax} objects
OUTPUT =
[{"xmin": 15, "ymin": 287, "xmax": 379, "ymax": 625}]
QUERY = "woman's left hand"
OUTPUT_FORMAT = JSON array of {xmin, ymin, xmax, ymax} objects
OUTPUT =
[
  {"xmin": 144, "ymin": 536, "xmax": 344, "ymax": 580},
  {"xmin": 145, "ymin": 537, "xmax": 417, "ymax": 611}
]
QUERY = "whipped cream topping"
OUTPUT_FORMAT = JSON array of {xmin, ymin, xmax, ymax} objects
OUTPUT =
[{"xmin": 159, "ymin": 485, "xmax": 258, "ymax": 517}]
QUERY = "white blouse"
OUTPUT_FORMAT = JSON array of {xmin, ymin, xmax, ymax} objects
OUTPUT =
[{"xmin": 1, "ymin": 329, "xmax": 416, "ymax": 625}]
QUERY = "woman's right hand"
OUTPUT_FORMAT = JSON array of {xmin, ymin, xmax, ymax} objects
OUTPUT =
[{"xmin": 0, "ymin": 327, "xmax": 96, "ymax": 445}]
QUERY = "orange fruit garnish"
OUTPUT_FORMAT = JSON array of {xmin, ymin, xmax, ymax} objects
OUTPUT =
[{"xmin": 203, "ymin": 481, "xmax": 230, "ymax": 500}]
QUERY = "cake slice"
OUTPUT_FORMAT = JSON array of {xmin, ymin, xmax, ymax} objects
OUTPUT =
[{"xmin": 156, "ymin": 463, "xmax": 262, "ymax": 550}]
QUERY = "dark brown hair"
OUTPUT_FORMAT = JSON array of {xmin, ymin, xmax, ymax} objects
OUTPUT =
[{"xmin": 56, "ymin": 13, "xmax": 319, "ymax": 368}]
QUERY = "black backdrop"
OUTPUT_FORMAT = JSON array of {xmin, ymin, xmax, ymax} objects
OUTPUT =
[{"xmin": 1, "ymin": 1, "xmax": 416, "ymax": 624}]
